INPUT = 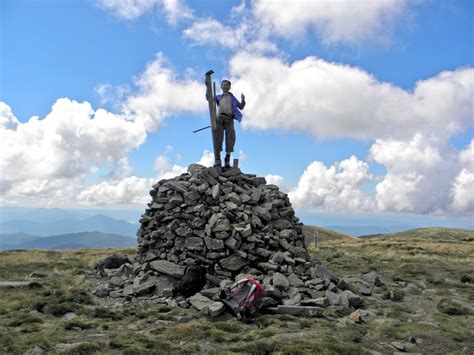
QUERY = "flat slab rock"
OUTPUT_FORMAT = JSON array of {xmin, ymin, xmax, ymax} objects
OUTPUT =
[
  {"xmin": 265, "ymin": 305, "xmax": 325, "ymax": 317},
  {"xmin": 149, "ymin": 260, "xmax": 185, "ymax": 278},
  {"xmin": 0, "ymin": 281, "xmax": 37, "ymax": 289},
  {"xmin": 189, "ymin": 293, "xmax": 226, "ymax": 317}
]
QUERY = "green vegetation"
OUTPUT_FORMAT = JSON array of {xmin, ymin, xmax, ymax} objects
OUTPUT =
[{"xmin": 0, "ymin": 227, "xmax": 473, "ymax": 353}]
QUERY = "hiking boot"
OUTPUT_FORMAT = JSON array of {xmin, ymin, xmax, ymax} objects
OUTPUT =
[{"xmin": 224, "ymin": 155, "xmax": 231, "ymax": 169}]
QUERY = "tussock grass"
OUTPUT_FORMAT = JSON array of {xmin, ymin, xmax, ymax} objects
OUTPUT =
[{"xmin": 1, "ymin": 230, "xmax": 473, "ymax": 353}]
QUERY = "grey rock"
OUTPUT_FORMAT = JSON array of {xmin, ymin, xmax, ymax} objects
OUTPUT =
[
  {"xmin": 314, "ymin": 265, "xmax": 338, "ymax": 283},
  {"xmin": 211, "ymin": 184, "xmax": 220, "ymax": 200},
  {"xmin": 253, "ymin": 206, "xmax": 271, "ymax": 222},
  {"xmin": 283, "ymin": 292, "xmax": 301, "ymax": 306},
  {"xmin": 165, "ymin": 181, "xmax": 188, "ymax": 194},
  {"xmin": 199, "ymin": 169, "xmax": 218, "ymax": 185},
  {"xmin": 29, "ymin": 272, "xmax": 48, "ymax": 278},
  {"xmin": 93, "ymin": 286, "xmax": 110, "ymax": 298},
  {"xmin": 234, "ymin": 223, "xmax": 252, "ymax": 237},
  {"xmin": 149, "ymin": 260, "xmax": 186, "ymax": 278},
  {"xmin": 134, "ymin": 281, "xmax": 156, "ymax": 296},
  {"xmin": 174, "ymin": 315, "xmax": 193, "ymax": 323},
  {"xmin": 325, "ymin": 290, "xmax": 341, "ymax": 305},
  {"xmin": 204, "ymin": 238, "xmax": 224, "ymax": 251},
  {"xmin": 279, "ymin": 229, "xmax": 295, "ymax": 239},
  {"xmin": 109, "ymin": 276, "xmax": 125, "ymax": 288},
  {"xmin": 220, "ymin": 255, "xmax": 248, "ymax": 271},
  {"xmin": 227, "ymin": 192, "xmax": 241, "ymax": 205},
  {"xmin": 176, "ymin": 226, "xmax": 193, "ymax": 238},
  {"xmin": 273, "ymin": 219, "xmax": 293, "ymax": 230},
  {"xmin": 224, "ymin": 237, "xmax": 238, "ymax": 250},
  {"xmin": 55, "ymin": 343, "xmax": 88, "ymax": 351},
  {"xmin": 362, "ymin": 271, "xmax": 383, "ymax": 287},
  {"xmin": 284, "ymin": 321, "xmax": 301, "ymax": 329},
  {"xmin": 279, "ymin": 239, "xmax": 291, "ymax": 251},
  {"xmin": 287, "ymin": 273, "xmax": 305, "ymax": 287},
  {"xmin": 31, "ymin": 346, "xmax": 47, "ymax": 355},
  {"xmin": 95, "ymin": 253, "xmax": 131, "ymax": 270},
  {"xmin": 0, "ymin": 281, "xmax": 36, "ymax": 289},
  {"xmin": 189, "ymin": 293, "xmax": 226, "ymax": 317},
  {"xmin": 209, "ymin": 213, "xmax": 231, "ymax": 232},
  {"xmin": 266, "ymin": 305, "xmax": 324, "ymax": 317},
  {"xmin": 270, "ymin": 251, "xmax": 286, "ymax": 265},
  {"xmin": 162, "ymin": 288, "xmax": 174, "ymax": 297},
  {"xmin": 256, "ymin": 248, "xmax": 272, "ymax": 258},
  {"xmin": 225, "ymin": 201, "xmax": 238, "ymax": 211},
  {"xmin": 62, "ymin": 312, "xmax": 77, "ymax": 321},
  {"xmin": 251, "ymin": 188, "xmax": 263, "ymax": 203},
  {"xmin": 258, "ymin": 262, "xmax": 279, "ymax": 271},
  {"xmin": 259, "ymin": 296, "xmax": 279, "ymax": 308},
  {"xmin": 273, "ymin": 272, "xmax": 290, "ymax": 291},
  {"xmin": 184, "ymin": 237, "xmax": 204, "ymax": 251},
  {"xmin": 300, "ymin": 297, "xmax": 330, "ymax": 307}
]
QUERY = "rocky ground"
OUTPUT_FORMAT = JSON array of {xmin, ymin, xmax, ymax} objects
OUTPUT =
[{"xmin": 0, "ymin": 227, "xmax": 472, "ymax": 354}]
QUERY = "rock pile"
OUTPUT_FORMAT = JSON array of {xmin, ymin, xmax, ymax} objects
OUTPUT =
[{"xmin": 94, "ymin": 164, "xmax": 367, "ymax": 316}]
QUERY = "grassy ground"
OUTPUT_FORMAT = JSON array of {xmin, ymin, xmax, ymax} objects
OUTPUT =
[{"xmin": 0, "ymin": 227, "xmax": 473, "ymax": 354}]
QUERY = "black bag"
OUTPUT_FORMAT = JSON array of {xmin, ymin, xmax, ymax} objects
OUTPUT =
[{"xmin": 172, "ymin": 263, "xmax": 207, "ymax": 297}]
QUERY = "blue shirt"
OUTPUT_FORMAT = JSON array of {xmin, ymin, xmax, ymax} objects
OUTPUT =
[{"xmin": 216, "ymin": 92, "xmax": 245, "ymax": 122}]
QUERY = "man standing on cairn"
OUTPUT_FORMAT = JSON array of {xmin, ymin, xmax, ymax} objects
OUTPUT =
[{"xmin": 214, "ymin": 79, "xmax": 246, "ymax": 169}]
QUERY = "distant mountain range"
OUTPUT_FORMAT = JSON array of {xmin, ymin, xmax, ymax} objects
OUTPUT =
[
  {"xmin": 322, "ymin": 225, "xmax": 415, "ymax": 237},
  {"xmin": 0, "ymin": 206, "xmax": 142, "ymax": 224},
  {"xmin": 0, "ymin": 231, "xmax": 136, "ymax": 250},
  {"xmin": 0, "ymin": 214, "xmax": 139, "ymax": 237}
]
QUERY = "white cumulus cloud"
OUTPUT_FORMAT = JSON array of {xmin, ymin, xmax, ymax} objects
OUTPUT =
[
  {"xmin": 288, "ymin": 155, "xmax": 374, "ymax": 212},
  {"xmin": 370, "ymin": 134, "xmax": 460, "ymax": 214},
  {"xmin": 229, "ymin": 53, "xmax": 473, "ymax": 141},
  {"xmin": 123, "ymin": 53, "xmax": 206, "ymax": 131},
  {"xmin": 97, "ymin": 0, "xmax": 192, "ymax": 24},
  {"xmin": 252, "ymin": 0, "xmax": 409, "ymax": 45},
  {"xmin": 451, "ymin": 140, "xmax": 474, "ymax": 212}
]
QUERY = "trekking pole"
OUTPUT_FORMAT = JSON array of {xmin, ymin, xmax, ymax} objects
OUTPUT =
[{"xmin": 192, "ymin": 125, "xmax": 211, "ymax": 133}]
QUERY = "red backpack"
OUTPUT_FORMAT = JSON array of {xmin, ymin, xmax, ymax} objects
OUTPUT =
[{"xmin": 219, "ymin": 278, "xmax": 264, "ymax": 321}]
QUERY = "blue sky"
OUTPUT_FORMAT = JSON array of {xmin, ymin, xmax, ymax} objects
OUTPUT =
[{"xmin": 1, "ymin": 0, "xmax": 473, "ymax": 228}]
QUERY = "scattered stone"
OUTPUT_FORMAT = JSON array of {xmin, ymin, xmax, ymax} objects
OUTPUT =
[
  {"xmin": 284, "ymin": 321, "xmax": 301, "ymax": 329},
  {"xmin": 265, "ymin": 305, "xmax": 324, "ymax": 317},
  {"xmin": 438, "ymin": 298, "xmax": 474, "ymax": 315},
  {"xmin": 55, "ymin": 343, "xmax": 88, "ymax": 351},
  {"xmin": 389, "ymin": 289, "xmax": 404, "ymax": 302},
  {"xmin": 29, "ymin": 272, "xmax": 48, "ymax": 279},
  {"xmin": 391, "ymin": 342, "xmax": 406, "ymax": 351},
  {"xmin": 362, "ymin": 271, "xmax": 383, "ymax": 287},
  {"xmin": 174, "ymin": 316, "xmax": 193, "ymax": 323},
  {"xmin": 134, "ymin": 281, "xmax": 156, "ymax": 296},
  {"xmin": 31, "ymin": 346, "xmax": 47, "ymax": 355},
  {"xmin": 95, "ymin": 254, "xmax": 130, "ymax": 270},
  {"xmin": 315, "ymin": 265, "xmax": 338, "ymax": 283},
  {"xmin": 62, "ymin": 312, "xmax": 77, "ymax": 321},
  {"xmin": 300, "ymin": 297, "xmax": 330, "ymax": 307},
  {"xmin": 93, "ymin": 286, "xmax": 110, "ymax": 298},
  {"xmin": 0, "ymin": 281, "xmax": 36, "ymax": 289},
  {"xmin": 189, "ymin": 293, "xmax": 226, "ymax": 317}
]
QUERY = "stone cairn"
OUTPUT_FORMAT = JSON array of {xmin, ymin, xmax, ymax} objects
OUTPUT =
[{"xmin": 94, "ymin": 164, "xmax": 366, "ymax": 318}]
